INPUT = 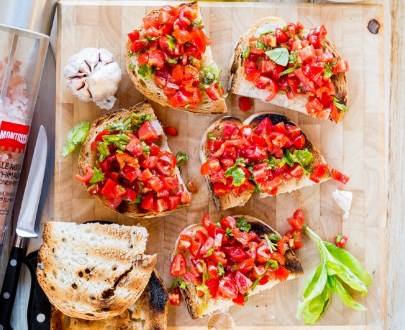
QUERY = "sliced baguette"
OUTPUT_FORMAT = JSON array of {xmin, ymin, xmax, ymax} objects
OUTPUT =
[
  {"xmin": 125, "ymin": 2, "xmax": 227, "ymax": 114},
  {"xmin": 173, "ymin": 215, "xmax": 304, "ymax": 318},
  {"xmin": 200, "ymin": 113, "xmax": 331, "ymax": 210},
  {"xmin": 77, "ymin": 101, "xmax": 190, "ymax": 218},
  {"xmin": 50, "ymin": 271, "xmax": 169, "ymax": 330},
  {"xmin": 229, "ymin": 16, "xmax": 347, "ymax": 123},
  {"xmin": 37, "ymin": 222, "xmax": 157, "ymax": 320}
]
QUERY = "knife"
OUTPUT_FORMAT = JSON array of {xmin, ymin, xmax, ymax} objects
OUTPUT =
[{"xmin": 0, "ymin": 126, "xmax": 47, "ymax": 330}]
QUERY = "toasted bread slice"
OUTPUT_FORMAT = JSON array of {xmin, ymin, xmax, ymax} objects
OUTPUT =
[
  {"xmin": 229, "ymin": 16, "xmax": 347, "ymax": 123},
  {"xmin": 200, "ymin": 116, "xmax": 254, "ymax": 210},
  {"xmin": 37, "ymin": 222, "xmax": 157, "ymax": 320},
  {"xmin": 245, "ymin": 113, "xmax": 331, "ymax": 199},
  {"xmin": 50, "ymin": 271, "xmax": 168, "ymax": 329},
  {"xmin": 173, "ymin": 215, "xmax": 304, "ymax": 318},
  {"xmin": 200, "ymin": 113, "xmax": 331, "ymax": 210},
  {"xmin": 77, "ymin": 101, "xmax": 190, "ymax": 218},
  {"xmin": 125, "ymin": 2, "xmax": 227, "ymax": 114}
]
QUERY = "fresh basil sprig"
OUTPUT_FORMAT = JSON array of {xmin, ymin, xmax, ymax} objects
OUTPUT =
[
  {"xmin": 62, "ymin": 121, "xmax": 90, "ymax": 157},
  {"xmin": 297, "ymin": 226, "xmax": 372, "ymax": 325}
]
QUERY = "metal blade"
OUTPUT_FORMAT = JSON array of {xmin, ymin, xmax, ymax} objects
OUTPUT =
[{"xmin": 15, "ymin": 126, "xmax": 47, "ymax": 238}]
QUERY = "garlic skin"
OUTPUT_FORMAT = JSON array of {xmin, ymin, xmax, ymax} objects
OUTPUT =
[
  {"xmin": 333, "ymin": 189, "xmax": 353, "ymax": 219},
  {"xmin": 64, "ymin": 48, "xmax": 121, "ymax": 110}
]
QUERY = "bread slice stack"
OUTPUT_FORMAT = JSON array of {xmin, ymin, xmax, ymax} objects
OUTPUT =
[
  {"xmin": 37, "ymin": 222, "xmax": 163, "ymax": 325},
  {"xmin": 50, "ymin": 271, "xmax": 168, "ymax": 330}
]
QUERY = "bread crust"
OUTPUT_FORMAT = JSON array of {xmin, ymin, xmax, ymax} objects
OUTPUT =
[
  {"xmin": 125, "ymin": 2, "xmax": 227, "ymax": 115},
  {"xmin": 229, "ymin": 16, "xmax": 347, "ymax": 123},
  {"xmin": 200, "ymin": 113, "xmax": 331, "ymax": 210},
  {"xmin": 50, "ymin": 271, "xmax": 169, "ymax": 330},
  {"xmin": 37, "ymin": 222, "xmax": 157, "ymax": 321},
  {"xmin": 77, "ymin": 101, "xmax": 190, "ymax": 218},
  {"xmin": 173, "ymin": 215, "xmax": 304, "ymax": 318}
]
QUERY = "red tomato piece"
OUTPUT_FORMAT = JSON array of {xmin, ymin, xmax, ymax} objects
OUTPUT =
[
  {"xmin": 170, "ymin": 253, "xmax": 187, "ymax": 277},
  {"xmin": 238, "ymin": 96, "xmax": 253, "ymax": 112},
  {"xmin": 164, "ymin": 127, "xmax": 178, "ymax": 136},
  {"xmin": 224, "ymin": 246, "xmax": 246, "ymax": 263},
  {"xmin": 101, "ymin": 179, "xmax": 125, "ymax": 199},
  {"xmin": 218, "ymin": 277, "xmax": 238, "ymax": 300},
  {"xmin": 173, "ymin": 28, "xmax": 192, "ymax": 44},
  {"xmin": 167, "ymin": 195, "xmax": 181, "ymax": 210},
  {"xmin": 91, "ymin": 130, "xmax": 110, "ymax": 151},
  {"xmin": 138, "ymin": 121, "xmax": 159, "ymax": 142},
  {"xmin": 287, "ymin": 217, "xmax": 305, "ymax": 231},
  {"xmin": 275, "ymin": 266, "xmax": 290, "ymax": 281},
  {"xmin": 154, "ymin": 198, "xmax": 169, "ymax": 213},
  {"xmin": 191, "ymin": 29, "xmax": 208, "ymax": 53},
  {"xmin": 275, "ymin": 28, "xmax": 289, "ymax": 43},
  {"xmin": 200, "ymin": 159, "xmax": 221, "ymax": 175},
  {"xmin": 140, "ymin": 192, "xmax": 154, "ymax": 211},
  {"xmin": 147, "ymin": 49, "xmax": 165, "ymax": 69},
  {"xmin": 310, "ymin": 163, "xmax": 329, "ymax": 183},
  {"xmin": 206, "ymin": 278, "xmax": 220, "ymax": 298},
  {"xmin": 330, "ymin": 168, "xmax": 350, "ymax": 184},
  {"xmin": 277, "ymin": 236, "xmax": 290, "ymax": 255},
  {"xmin": 334, "ymin": 234, "xmax": 348, "ymax": 248},
  {"xmin": 235, "ymin": 271, "xmax": 252, "ymax": 295},
  {"xmin": 232, "ymin": 293, "xmax": 246, "ymax": 306},
  {"xmin": 128, "ymin": 30, "xmax": 140, "ymax": 42},
  {"xmin": 237, "ymin": 258, "xmax": 255, "ymax": 273},
  {"xmin": 169, "ymin": 287, "xmax": 181, "ymax": 306},
  {"xmin": 125, "ymin": 137, "xmax": 143, "ymax": 156},
  {"xmin": 265, "ymin": 78, "xmax": 279, "ymax": 101},
  {"xmin": 220, "ymin": 216, "xmax": 236, "ymax": 230},
  {"xmin": 75, "ymin": 166, "xmax": 94, "ymax": 183},
  {"xmin": 206, "ymin": 83, "xmax": 224, "ymax": 101},
  {"xmin": 199, "ymin": 236, "xmax": 214, "ymax": 256}
]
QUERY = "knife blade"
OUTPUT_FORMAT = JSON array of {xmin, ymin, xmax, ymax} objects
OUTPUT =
[{"xmin": 0, "ymin": 126, "xmax": 47, "ymax": 330}]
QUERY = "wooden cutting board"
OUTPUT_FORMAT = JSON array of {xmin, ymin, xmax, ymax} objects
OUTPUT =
[{"xmin": 54, "ymin": 1, "xmax": 386, "ymax": 328}]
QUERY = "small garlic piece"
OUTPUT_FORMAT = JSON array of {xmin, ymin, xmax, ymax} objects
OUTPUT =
[
  {"xmin": 333, "ymin": 189, "xmax": 353, "ymax": 219},
  {"xmin": 64, "ymin": 48, "xmax": 121, "ymax": 110}
]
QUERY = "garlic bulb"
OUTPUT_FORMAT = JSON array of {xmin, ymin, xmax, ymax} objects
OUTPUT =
[
  {"xmin": 333, "ymin": 189, "xmax": 353, "ymax": 219},
  {"xmin": 64, "ymin": 48, "xmax": 122, "ymax": 110}
]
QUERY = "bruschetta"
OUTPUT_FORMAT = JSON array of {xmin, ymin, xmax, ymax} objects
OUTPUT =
[
  {"xmin": 229, "ymin": 17, "xmax": 348, "ymax": 123},
  {"xmin": 169, "ymin": 214, "xmax": 304, "ymax": 318},
  {"xmin": 126, "ymin": 2, "xmax": 227, "ymax": 114},
  {"xmin": 76, "ymin": 101, "xmax": 191, "ymax": 217},
  {"xmin": 200, "ymin": 113, "xmax": 331, "ymax": 210}
]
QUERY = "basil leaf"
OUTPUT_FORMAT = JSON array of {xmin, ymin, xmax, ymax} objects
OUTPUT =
[
  {"xmin": 89, "ymin": 167, "xmax": 104, "ymax": 184},
  {"xmin": 217, "ymin": 262, "xmax": 225, "ymax": 277},
  {"xmin": 324, "ymin": 242, "xmax": 372, "ymax": 286},
  {"xmin": 225, "ymin": 227, "xmax": 233, "ymax": 237},
  {"xmin": 131, "ymin": 113, "xmax": 153, "ymax": 127},
  {"xmin": 324, "ymin": 63, "xmax": 333, "ymax": 79},
  {"xmin": 288, "ymin": 148, "xmax": 314, "ymax": 175},
  {"xmin": 333, "ymin": 98, "xmax": 348, "ymax": 111},
  {"xmin": 280, "ymin": 64, "xmax": 299, "ymax": 76},
  {"xmin": 208, "ymin": 132, "xmax": 216, "ymax": 141},
  {"xmin": 166, "ymin": 57, "xmax": 178, "ymax": 64},
  {"xmin": 328, "ymin": 276, "xmax": 367, "ymax": 311},
  {"xmin": 265, "ymin": 47, "xmax": 289, "ymax": 66},
  {"xmin": 62, "ymin": 121, "xmax": 90, "ymax": 157},
  {"xmin": 176, "ymin": 151, "xmax": 189, "ymax": 164},
  {"xmin": 141, "ymin": 141, "xmax": 150, "ymax": 156},
  {"xmin": 224, "ymin": 158, "xmax": 246, "ymax": 187},
  {"xmin": 97, "ymin": 142, "xmax": 110, "ymax": 162},
  {"xmin": 138, "ymin": 64, "xmax": 154, "ymax": 78},
  {"xmin": 265, "ymin": 157, "xmax": 277, "ymax": 170},
  {"xmin": 327, "ymin": 257, "xmax": 368, "ymax": 295},
  {"xmin": 236, "ymin": 216, "xmax": 251, "ymax": 232},
  {"xmin": 166, "ymin": 34, "xmax": 176, "ymax": 51},
  {"xmin": 301, "ymin": 285, "xmax": 332, "ymax": 325},
  {"xmin": 200, "ymin": 63, "xmax": 222, "ymax": 87},
  {"xmin": 102, "ymin": 134, "xmax": 131, "ymax": 150},
  {"xmin": 243, "ymin": 46, "xmax": 251, "ymax": 59}
]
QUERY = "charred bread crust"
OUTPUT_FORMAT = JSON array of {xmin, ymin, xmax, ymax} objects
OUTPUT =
[
  {"xmin": 125, "ymin": 2, "xmax": 227, "ymax": 115},
  {"xmin": 77, "ymin": 101, "xmax": 190, "ymax": 218},
  {"xmin": 173, "ymin": 215, "xmax": 303, "ymax": 318},
  {"xmin": 229, "ymin": 16, "xmax": 348, "ymax": 123}
]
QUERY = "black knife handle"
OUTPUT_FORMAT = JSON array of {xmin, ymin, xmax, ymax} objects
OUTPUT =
[
  {"xmin": 25, "ymin": 250, "xmax": 50, "ymax": 330},
  {"xmin": 0, "ymin": 245, "xmax": 26, "ymax": 330}
]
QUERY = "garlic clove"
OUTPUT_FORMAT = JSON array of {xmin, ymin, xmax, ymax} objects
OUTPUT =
[{"xmin": 333, "ymin": 189, "xmax": 353, "ymax": 219}]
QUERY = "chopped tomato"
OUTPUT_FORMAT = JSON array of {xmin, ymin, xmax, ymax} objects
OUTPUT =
[
  {"xmin": 101, "ymin": 179, "xmax": 125, "ymax": 199},
  {"xmin": 330, "ymin": 168, "xmax": 350, "ymax": 184},
  {"xmin": 138, "ymin": 121, "xmax": 159, "ymax": 142},
  {"xmin": 218, "ymin": 277, "xmax": 238, "ymax": 300},
  {"xmin": 170, "ymin": 253, "xmax": 187, "ymax": 277},
  {"xmin": 238, "ymin": 96, "xmax": 253, "ymax": 112},
  {"xmin": 125, "ymin": 137, "xmax": 143, "ymax": 156},
  {"xmin": 141, "ymin": 192, "xmax": 154, "ymax": 211},
  {"xmin": 169, "ymin": 287, "xmax": 181, "ymax": 306},
  {"xmin": 277, "ymin": 236, "xmax": 290, "ymax": 255},
  {"xmin": 235, "ymin": 271, "xmax": 252, "ymax": 294},
  {"xmin": 334, "ymin": 234, "xmax": 348, "ymax": 248},
  {"xmin": 287, "ymin": 217, "xmax": 304, "ymax": 231},
  {"xmin": 275, "ymin": 266, "xmax": 290, "ymax": 281},
  {"xmin": 220, "ymin": 216, "xmax": 236, "ymax": 229},
  {"xmin": 310, "ymin": 163, "xmax": 329, "ymax": 183},
  {"xmin": 75, "ymin": 166, "xmax": 94, "ymax": 184},
  {"xmin": 233, "ymin": 293, "xmax": 246, "ymax": 305},
  {"xmin": 206, "ymin": 83, "xmax": 224, "ymax": 101},
  {"xmin": 164, "ymin": 126, "xmax": 178, "ymax": 136}
]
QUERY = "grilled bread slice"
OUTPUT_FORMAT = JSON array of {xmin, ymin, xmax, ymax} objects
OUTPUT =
[
  {"xmin": 37, "ymin": 222, "xmax": 157, "ymax": 320},
  {"xmin": 173, "ymin": 215, "xmax": 304, "ymax": 318},
  {"xmin": 200, "ymin": 113, "xmax": 331, "ymax": 210},
  {"xmin": 50, "ymin": 271, "xmax": 168, "ymax": 330},
  {"xmin": 229, "ymin": 16, "xmax": 348, "ymax": 123},
  {"xmin": 77, "ymin": 101, "xmax": 191, "ymax": 218},
  {"xmin": 125, "ymin": 2, "xmax": 227, "ymax": 114}
]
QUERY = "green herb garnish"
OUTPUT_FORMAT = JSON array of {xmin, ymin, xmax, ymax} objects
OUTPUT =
[
  {"xmin": 62, "ymin": 121, "xmax": 90, "ymax": 157},
  {"xmin": 243, "ymin": 46, "xmax": 251, "ymax": 59},
  {"xmin": 208, "ymin": 132, "xmax": 216, "ymax": 141},
  {"xmin": 236, "ymin": 216, "xmax": 251, "ymax": 232},
  {"xmin": 176, "ymin": 151, "xmax": 189, "ymax": 164},
  {"xmin": 296, "ymin": 226, "xmax": 372, "ymax": 325},
  {"xmin": 333, "ymin": 98, "xmax": 348, "ymax": 112},
  {"xmin": 265, "ymin": 47, "xmax": 289, "ymax": 66},
  {"xmin": 224, "ymin": 158, "xmax": 246, "ymax": 187},
  {"xmin": 89, "ymin": 167, "xmax": 104, "ymax": 184},
  {"xmin": 138, "ymin": 64, "xmax": 155, "ymax": 78},
  {"xmin": 217, "ymin": 262, "xmax": 225, "ymax": 277}
]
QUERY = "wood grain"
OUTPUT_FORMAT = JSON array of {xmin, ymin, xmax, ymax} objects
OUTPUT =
[{"xmin": 52, "ymin": 1, "xmax": 386, "ymax": 329}]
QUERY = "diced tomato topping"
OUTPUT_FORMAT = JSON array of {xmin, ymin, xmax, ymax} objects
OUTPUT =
[
  {"xmin": 310, "ymin": 163, "xmax": 329, "ymax": 183},
  {"xmin": 164, "ymin": 126, "xmax": 178, "ymax": 136},
  {"xmin": 238, "ymin": 96, "xmax": 253, "ymax": 112},
  {"xmin": 75, "ymin": 166, "xmax": 94, "ymax": 184},
  {"xmin": 138, "ymin": 121, "xmax": 159, "ymax": 142},
  {"xmin": 141, "ymin": 192, "xmax": 154, "ymax": 211},
  {"xmin": 170, "ymin": 253, "xmax": 187, "ymax": 277},
  {"xmin": 206, "ymin": 83, "xmax": 224, "ymax": 101},
  {"xmin": 275, "ymin": 266, "xmax": 291, "ymax": 281},
  {"xmin": 287, "ymin": 217, "xmax": 305, "ymax": 231},
  {"xmin": 330, "ymin": 168, "xmax": 350, "ymax": 184},
  {"xmin": 218, "ymin": 277, "xmax": 238, "ymax": 300},
  {"xmin": 169, "ymin": 287, "xmax": 181, "ymax": 306}
]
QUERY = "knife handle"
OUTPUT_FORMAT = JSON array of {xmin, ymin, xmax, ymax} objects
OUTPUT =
[
  {"xmin": 0, "ymin": 245, "xmax": 26, "ymax": 330},
  {"xmin": 25, "ymin": 250, "xmax": 51, "ymax": 330}
]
